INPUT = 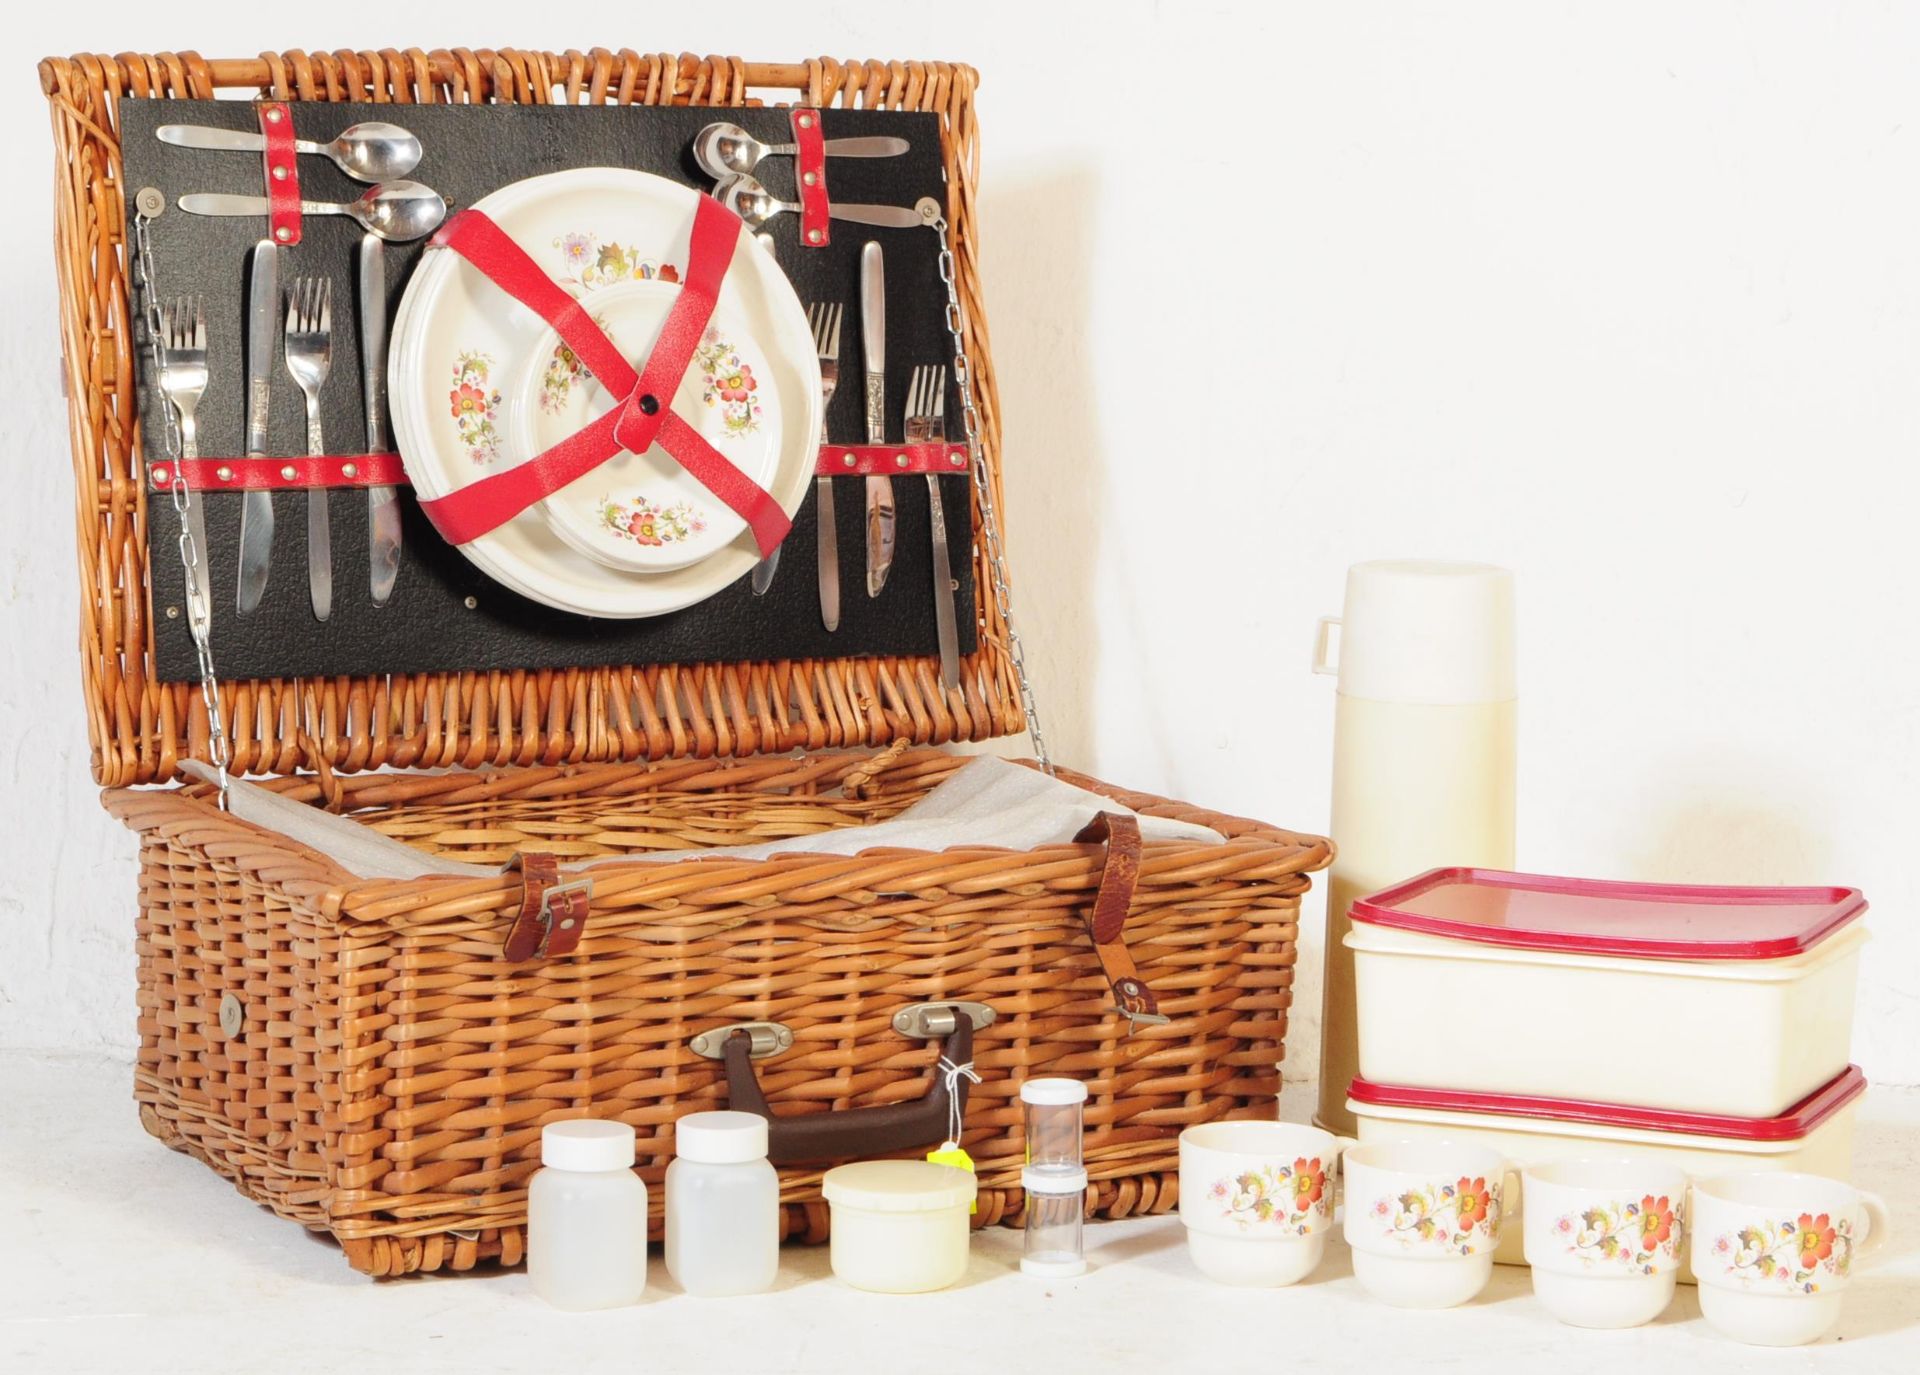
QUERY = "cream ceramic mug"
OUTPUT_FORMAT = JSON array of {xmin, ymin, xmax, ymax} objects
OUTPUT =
[
  {"xmin": 1522, "ymin": 1158, "xmax": 1689, "ymax": 1329},
  {"xmin": 1177, "ymin": 1121, "xmax": 1354, "ymax": 1286},
  {"xmin": 1342, "ymin": 1140, "xmax": 1517, "ymax": 1308},
  {"xmin": 1691, "ymin": 1171, "xmax": 1892, "ymax": 1346}
]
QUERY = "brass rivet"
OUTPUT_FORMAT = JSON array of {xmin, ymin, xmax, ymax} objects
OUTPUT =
[
  {"xmin": 895, "ymin": 454, "xmax": 909, "ymax": 468},
  {"xmin": 280, "ymin": 464, "xmax": 297, "ymax": 481},
  {"xmin": 153, "ymin": 466, "xmax": 169, "ymax": 483},
  {"xmin": 807, "ymin": 229, "xmax": 824, "ymax": 244},
  {"xmin": 950, "ymin": 451, "xmax": 966, "ymax": 467},
  {"xmin": 559, "ymin": 918, "xmax": 575, "ymax": 930},
  {"xmin": 797, "ymin": 113, "xmax": 814, "ymax": 129},
  {"xmin": 464, "ymin": 595, "xmax": 478, "ymax": 610},
  {"xmin": 802, "ymin": 171, "xmax": 817, "ymax": 187},
  {"xmin": 219, "ymin": 992, "xmax": 244, "ymax": 1038},
  {"xmin": 216, "ymin": 466, "xmax": 234, "ymax": 482},
  {"xmin": 842, "ymin": 452, "xmax": 857, "ymax": 468},
  {"xmin": 165, "ymin": 605, "xmax": 180, "ymax": 620},
  {"xmin": 265, "ymin": 107, "xmax": 283, "ymax": 122},
  {"xmin": 341, "ymin": 462, "xmax": 358, "ymax": 479},
  {"xmin": 271, "ymin": 166, "xmax": 288, "ymax": 181},
  {"xmin": 275, "ymin": 226, "xmax": 292, "ymax": 242}
]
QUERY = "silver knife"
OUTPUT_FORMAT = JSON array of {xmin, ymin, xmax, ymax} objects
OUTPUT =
[
  {"xmin": 359, "ymin": 235, "xmax": 402, "ymax": 605},
  {"xmin": 237, "ymin": 240, "xmax": 277, "ymax": 613},
  {"xmin": 861, "ymin": 241, "xmax": 894, "ymax": 596}
]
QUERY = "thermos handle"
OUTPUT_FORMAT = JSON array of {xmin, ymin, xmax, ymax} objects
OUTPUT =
[{"xmin": 1312, "ymin": 615, "xmax": 1341, "ymax": 676}]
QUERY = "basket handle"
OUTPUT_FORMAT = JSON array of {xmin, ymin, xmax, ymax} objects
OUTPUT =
[
  {"xmin": 1073, "ymin": 812, "xmax": 1168, "ymax": 1029},
  {"xmin": 722, "ymin": 1011, "xmax": 976, "ymax": 1166}
]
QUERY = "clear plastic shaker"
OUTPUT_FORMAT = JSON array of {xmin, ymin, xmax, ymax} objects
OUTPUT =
[
  {"xmin": 1020, "ymin": 1077, "xmax": 1088, "ymax": 1277},
  {"xmin": 1021, "ymin": 1077, "xmax": 1085, "ymax": 1175}
]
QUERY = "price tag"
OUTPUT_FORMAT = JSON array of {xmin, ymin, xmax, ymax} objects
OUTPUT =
[{"xmin": 927, "ymin": 1140, "xmax": 977, "ymax": 1214}]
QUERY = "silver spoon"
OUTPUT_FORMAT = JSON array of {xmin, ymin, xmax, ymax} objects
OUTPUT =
[
  {"xmin": 714, "ymin": 173, "xmax": 922, "ymax": 232},
  {"xmin": 692, "ymin": 121, "xmax": 908, "ymax": 179},
  {"xmin": 157, "ymin": 121, "xmax": 423, "ymax": 183},
  {"xmin": 177, "ymin": 181, "xmax": 448, "ymax": 243}
]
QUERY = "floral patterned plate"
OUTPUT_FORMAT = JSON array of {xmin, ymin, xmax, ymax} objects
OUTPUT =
[
  {"xmin": 388, "ymin": 167, "xmax": 819, "ymax": 617},
  {"xmin": 507, "ymin": 279, "xmax": 781, "ymax": 573}
]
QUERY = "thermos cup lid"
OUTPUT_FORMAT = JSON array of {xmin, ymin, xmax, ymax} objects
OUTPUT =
[{"xmin": 1315, "ymin": 559, "xmax": 1515, "ymax": 704}]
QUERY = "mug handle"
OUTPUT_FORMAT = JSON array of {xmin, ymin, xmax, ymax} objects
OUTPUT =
[
  {"xmin": 1312, "ymin": 616, "xmax": 1341, "ymax": 675},
  {"xmin": 1326, "ymin": 1134, "xmax": 1360, "ymax": 1214},
  {"xmin": 1497, "ymin": 1166, "xmax": 1523, "ymax": 1234},
  {"xmin": 1857, "ymin": 1190, "xmax": 1894, "ymax": 1265}
]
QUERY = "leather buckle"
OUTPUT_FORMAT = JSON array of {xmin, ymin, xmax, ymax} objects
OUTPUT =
[{"xmin": 532, "ymin": 877, "xmax": 593, "ymax": 957}]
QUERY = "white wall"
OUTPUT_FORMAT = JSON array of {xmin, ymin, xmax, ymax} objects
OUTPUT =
[{"xmin": 4, "ymin": 2, "xmax": 1916, "ymax": 1089}]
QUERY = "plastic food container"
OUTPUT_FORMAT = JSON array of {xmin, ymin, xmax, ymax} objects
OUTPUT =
[
  {"xmin": 821, "ymin": 1160, "xmax": 976, "ymax": 1294},
  {"xmin": 1347, "ymin": 1063, "xmax": 1866, "ymax": 1275},
  {"xmin": 1346, "ymin": 868, "xmax": 1868, "ymax": 1117}
]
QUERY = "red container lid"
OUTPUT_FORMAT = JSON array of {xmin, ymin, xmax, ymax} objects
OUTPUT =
[
  {"xmin": 1350, "ymin": 867, "xmax": 1866, "ymax": 960},
  {"xmin": 1348, "ymin": 1065, "xmax": 1866, "ymax": 1142}
]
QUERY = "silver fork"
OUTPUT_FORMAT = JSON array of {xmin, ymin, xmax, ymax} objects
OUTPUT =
[
  {"xmin": 810, "ymin": 302, "xmax": 844, "ymax": 631},
  {"xmin": 284, "ymin": 277, "xmax": 334, "ymax": 622},
  {"xmin": 906, "ymin": 365, "xmax": 959, "ymax": 689},
  {"xmin": 156, "ymin": 297, "xmax": 213, "ymax": 635}
]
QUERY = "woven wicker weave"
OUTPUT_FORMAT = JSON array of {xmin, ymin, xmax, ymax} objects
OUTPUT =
[
  {"xmin": 41, "ymin": 49, "xmax": 1020, "ymax": 787},
  {"xmin": 105, "ymin": 747, "xmax": 1328, "ymax": 1277}
]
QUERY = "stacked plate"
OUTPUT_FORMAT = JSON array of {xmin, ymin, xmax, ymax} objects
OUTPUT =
[{"xmin": 389, "ymin": 168, "xmax": 821, "ymax": 617}]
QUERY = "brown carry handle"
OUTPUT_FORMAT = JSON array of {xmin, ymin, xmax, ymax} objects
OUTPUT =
[
  {"xmin": 721, "ymin": 1009, "xmax": 977, "ymax": 1167},
  {"xmin": 1073, "ymin": 811, "xmax": 1169, "ymax": 1030}
]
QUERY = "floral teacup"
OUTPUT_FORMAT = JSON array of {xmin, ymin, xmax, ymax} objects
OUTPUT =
[
  {"xmin": 1522, "ymin": 1158, "xmax": 1688, "ymax": 1328},
  {"xmin": 1342, "ymin": 1140, "xmax": 1515, "ymax": 1308},
  {"xmin": 1177, "ymin": 1121, "xmax": 1353, "ymax": 1286},
  {"xmin": 1691, "ymin": 1172, "xmax": 1892, "ymax": 1346}
]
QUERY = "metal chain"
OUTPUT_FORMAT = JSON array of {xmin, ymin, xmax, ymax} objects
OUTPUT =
[
  {"xmin": 134, "ymin": 200, "xmax": 232, "ymax": 808},
  {"xmin": 923, "ymin": 201, "xmax": 1052, "ymax": 775}
]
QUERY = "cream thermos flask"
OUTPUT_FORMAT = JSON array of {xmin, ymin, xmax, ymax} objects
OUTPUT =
[{"xmin": 1312, "ymin": 560, "xmax": 1517, "ymax": 1134}]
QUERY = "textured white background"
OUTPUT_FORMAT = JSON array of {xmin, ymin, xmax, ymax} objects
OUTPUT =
[{"xmin": 3, "ymin": 3, "xmax": 1916, "ymax": 1091}]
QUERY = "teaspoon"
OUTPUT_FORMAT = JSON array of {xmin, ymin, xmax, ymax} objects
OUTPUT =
[
  {"xmin": 692, "ymin": 121, "xmax": 909, "ymax": 179},
  {"xmin": 158, "ymin": 121, "xmax": 424, "ymax": 183},
  {"xmin": 714, "ymin": 173, "xmax": 922, "ymax": 232},
  {"xmin": 177, "ymin": 180, "xmax": 448, "ymax": 243}
]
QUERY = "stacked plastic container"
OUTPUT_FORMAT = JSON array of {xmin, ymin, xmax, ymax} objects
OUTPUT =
[
  {"xmin": 1343, "ymin": 867, "xmax": 1872, "ymax": 1269},
  {"xmin": 1019, "ymin": 1078, "xmax": 1088, "ymax": 1278}
]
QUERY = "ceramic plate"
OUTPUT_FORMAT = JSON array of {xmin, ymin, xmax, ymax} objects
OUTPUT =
[{"xmin": 389, "ymin": 167, "xmax": 819, "ymax": 616}]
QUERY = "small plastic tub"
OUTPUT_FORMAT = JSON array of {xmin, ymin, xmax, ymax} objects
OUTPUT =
[
  {"xmin": 1347, "ymin": 868, "xmax": 1868, "ymax": 1117},
  {"xmin": 1347, "ymin": 1063, "xmax": 1866, "ymax": 1278},
  {"xmin": 822, "ymin": 1160, "xmax": 976, "ymax": 1293}
]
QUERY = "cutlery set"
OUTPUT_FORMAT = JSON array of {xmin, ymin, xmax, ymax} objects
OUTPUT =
[
  {"xmin": 694, "ymin": 121, "xmax": 964, "ymax": 687},
  {"xmin": 156, "ymin": 116, "xmax": 446, "ymax": 620}
]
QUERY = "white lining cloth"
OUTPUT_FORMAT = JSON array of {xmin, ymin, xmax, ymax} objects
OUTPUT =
[{"xmin": 179, "ymin": 756, "xmax": 1224, "ymax": 882}]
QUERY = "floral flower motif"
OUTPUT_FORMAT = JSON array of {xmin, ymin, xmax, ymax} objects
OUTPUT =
[
  {"xmin": 1455, "ymin": 1178, "xmax": 1491, "ymax": 1230},
  {"xmin": 1640, "ymin": 1196, "xmax": 1677, "ymax": 1253},
  {"xmin": 449, "ymin": 352, "xmax": 503, "ymax": 465},
  {"xmin": 553, "ymin": 232, "xmax": 679, "ymax": 291},
  {"xmin": 694, "ymin": 328, "xmax": 764, "ymax": 437},
  {"xmin": 1796, "ymin": 1213, "xmax": 1838, "ymax": 1270},
  {"xmin": 600, "ymin": 493, "xmax": 704, "ymax": 548},
  {"xmin": 540, "ymin": 333, "xmax": 595, "ymax": 415},
  {"xmin": 1290, "ymin": 1157, "xmax": 1327, "ymax": 1215}
]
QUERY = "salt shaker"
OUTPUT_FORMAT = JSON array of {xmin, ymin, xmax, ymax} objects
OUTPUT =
[
  {"xmin": 528, "ymin": 1119, "xmax": 649, "ymax": 1310},
  {"xmin": 665, "ymin": 1110, "xmax": 780, "ymax": 1296},
  {"xmin": 1020, "ymin": 1077, "xmax": 1088, "ymax": 1278}
]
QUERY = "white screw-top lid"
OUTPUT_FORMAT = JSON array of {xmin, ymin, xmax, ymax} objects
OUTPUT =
[
  {"xmin": 1020, "ymin": 1077, "xmax": 1088, "ymax": 1107},
  {"xmin": 674, "ymin": 1110, "xmax": 769, "ymax": 1164},
  {"xmin": 541, "ymin": 1119, "xmax": 637, "ymax": 1172},
  {"xmin": 1317, "ymin": 560, "xmax": 1515, "ymax": 705}
]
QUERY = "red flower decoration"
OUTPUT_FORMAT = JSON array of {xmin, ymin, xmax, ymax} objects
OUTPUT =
[
  {"xmin": 1290, "ymin": 1157, "xmax": 1327, "ymax": 1213},
  {"xmin": 657, "ymin": 265, "xmax": 680, "ymax": 283},
  {"xmin": 451, "ymin": 382, "xmax": 487, "ymax": 419},
  {"xmin": 626, "ymin": 511, "xmax": 663, "ymax": 546},
  {"xmin": 1638, "ymin": 1195, "xmax": 1676, "ymax": 1252},
  {"xmin": 1796, "ymin": 1212, "xmax": 1837, "ymax": 1269},
  {"xmin": 1455, "ymin": 1178, "xmax": 1490, "ymax": 1231},
  {"xmin": 718, "ymin": 364, "xmax": 757, "ymax": 404}
]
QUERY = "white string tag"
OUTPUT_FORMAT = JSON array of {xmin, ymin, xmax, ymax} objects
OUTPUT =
[{"xmin": 927, "ymin": 1056, "xmax": 981, "ymax": 1213}]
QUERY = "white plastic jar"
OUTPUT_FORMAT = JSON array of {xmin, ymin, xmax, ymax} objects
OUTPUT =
[
  {"xmin": 664, "ymin": 1110, "xmax": 780, "ymax": 1297},
  {"xmin": 528, "ymin": 1119, "xmax": 648, "ymax": 1310},
  {"xmin": 821, "ymin": 1160, "xmax": 976, "ymax": 1293}
]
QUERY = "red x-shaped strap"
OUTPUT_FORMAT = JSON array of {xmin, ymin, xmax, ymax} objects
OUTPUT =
[{"xmin": 417, "ymin": 197, "xmax": 791, "ymax": 556}]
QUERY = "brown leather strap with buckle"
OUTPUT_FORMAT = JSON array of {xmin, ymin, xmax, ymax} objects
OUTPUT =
[
  {"xmin": 1072, "ymin": 812, "xmax": 1167, "ymax": 1028},
  {"xmin": 501, "ymin": 852, "xmax": 591, "ymax": 962}
]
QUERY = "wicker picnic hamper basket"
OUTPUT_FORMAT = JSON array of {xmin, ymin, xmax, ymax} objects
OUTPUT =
[{"xmin": 41, "ymin": 47, "xmax": 1331, "ymax": 1277}]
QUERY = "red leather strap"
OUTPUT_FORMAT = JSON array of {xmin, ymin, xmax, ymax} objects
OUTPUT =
[
  {"xmin": 814, "ymin": 442, "xmax": 970, "ymax": 477},
  {"xmin": 417, "ymin": 202, "xmax": 790, "ymax": 556},
  {"xmin": 501, "ymin": 852, "xmax": 590, "ymax": 962},
  {"xmin": 258, "ymin": 101, "xmax": 301, "ymax": 246},
  {"xmin": 789, "ymin": 109, "xmax": 829, "ymax": 247},
  {"xmin": 1071, "ymin": 812, "xmax": 1166, "ymax": 1027},
  {"xmin": 151, "ymin": 453, "xmax": 405, "ymax": 492}
]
